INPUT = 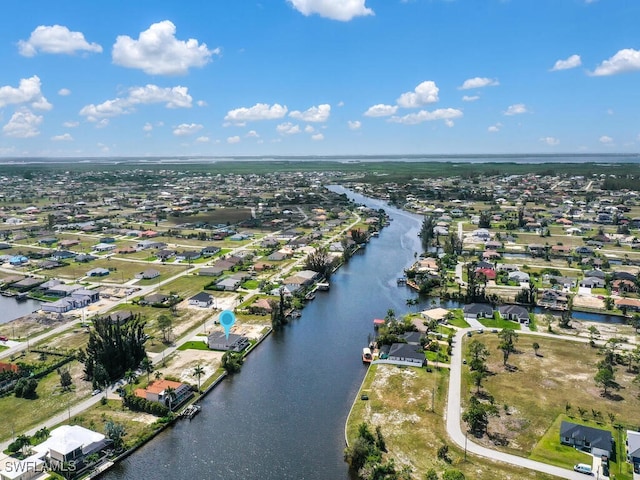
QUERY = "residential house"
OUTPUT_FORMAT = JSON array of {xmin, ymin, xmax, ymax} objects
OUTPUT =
[
  {"xmin": 216, "ymin": 276, "xmax": 242, "ymax": 291},
  {"xmin": 198, "ymin": 266, "xmax": 224, "ymax": 277},
  {"xmin": 30, "ymin": 425, "xmax": 111, "ymax": 471},
  {"xmin": 559, "ymin": 421, "xmax": 613, "ymax": 458},
  {"xmin": 135, "ymin": 269, "xmax": 160, "ymax": 280},
  {"xmin": 626, "ymin": 430, "xmax": 640, "ymax": 474},
  {"xmin": 134, "ymin": 379, "xmax": 193, "ymax": 409},
  {"xmin": 613, "ymin": 279, "xmax": 637, "ymax": 293},
  {"xmin": 75, "ymin": 254, "xmax": 97, "ymax": 263},
  {"xmin": 93, "ymin": 243, "xmax": 116, "ymax": 252},
  {"xmin": 267, "ymin": 251, "xmax": 290, "ymax": 262},
  {"xmin": 386, "ymin": 343, "xmax": 425, "ymax": 366},
  {"xmin": 143, "ymin": 293, "xmax": 168, "ymax": 305},
  {"xmin": 207, "ymin": 331, "xmax": 250, "ymax": 352},
  {"xmin": 498, "ymin": 305, "xmax": 530, "ymax": 324},
  {"xmin": 87, "ymin": 267, "xmax": 109, "ymax": 277},
  {"xmin": 248, "ymin": 298, "xmax": 272, "ymax": 315},
  {"xmin": 176, "ymin": 251, "xmax": 201, "ymax": 262},
  {"xmin": 463, "ymin": 303, "xmax": 494, "ymax": 320},
  {"xmin": 580, "ymin": 277, "xmax": 605, "ymax": 289},
  {"xmin": 420, "ymin": 307, "xmax": 451, "ymax": 323},
  {"xmin": 107, "ymin": 310, "xmax": 133, "ymax": 325},
  {"xmin": 401, "ymin": 331, "xmax": 424, "ymax": 345},
  {"xmin": 616, "ymin": 298, "xmax": 640, "ymax": 312},
  {"xmin": 538, "ymin": 289, "xmax": 569, "ymax": 309},
  {"xmin": 189, "ymin": 292, "xmax": 214, "ymax": 308},
  {"xmin": 50, "ymin": 250, "xmax": 76, "ymax": 261},
  {"xmin": 201, "ymin": 246, "xmax": 221, "ymax": 257},
  {"xmin": 584, "ymin": 269, "xmax": 606, "ymax": 280}
]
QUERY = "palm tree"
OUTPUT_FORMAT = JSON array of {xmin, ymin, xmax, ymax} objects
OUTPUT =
[
  {"xmin": 124, "ymin": 369, "xmax": 137, "ymax": 385},
  {"xmin": 140, "ymin": 357, "xmax": 153, "ymax": 384},
  {"xmin": 192, "ymin": 364, "xmax": 205, "ymax": 392},
  {"xmin": 164, "ymin": 386, "xmax": 176, "ymax": 413},
  {"xmin": 154, "ymin": 370, "xmax": 162, "ymax": 381}
]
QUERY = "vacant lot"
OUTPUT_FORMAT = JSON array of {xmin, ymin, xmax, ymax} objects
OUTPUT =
[
  {"xmin": 347, "ymin": 364, "xmax": 556, "ymax": 479},
  {"xmin": 461, "ymin": 334, "xmax": 640, "ymax": 461}
]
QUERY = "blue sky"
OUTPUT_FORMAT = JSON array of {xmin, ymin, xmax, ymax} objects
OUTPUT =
[{"xmin": 0, "ymin": 0, "xmax": 639, "ymax": 157}]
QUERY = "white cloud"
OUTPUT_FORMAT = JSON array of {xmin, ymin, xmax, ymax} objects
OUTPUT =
[
  {"xmin": 227, "ymin": 136, "xmax": 240, "ymax": 144},
  {"xmin": 444, "ymin": 119, "xmax": 454, "ymax": 128},
  {"xmin": 550, "ymin": 54, "xmax": 581, "ymax": 71},
  {"xmin": 79, "ymin": 84, "xmax": 192, "ymax": 121},
  {"xmin": 607, "ymin": 109, "xmax": 614, "ymax": 115},
  {"xmin": 304, "ymin": 125, "xmax": 315, "ymax": 133},
  {"xmin": 224, "ymin": 103, "xmax": 288, "ymax": 124},
  {"xmin": 397, "ymin": 81, "xmax": 439, "ymax": 108},
  {"xmin": 287, "ymin": 0, "xmax": 374, "ymax": 21},
  {"xmin": 289, "ymin": 104, "xmax": 331, "ymax": 122},
  {"xmin": 459, "ymin": 77, "xmax": 499, "ymax": 90},
  {"xmin": 18, "ymin": 25, "xmax": 102, "ymax": 57},
  {"xmin": 599, "ymin": 135, "xmax": 613, "ymax": 144},
  {"xmin": 462, "ymin": 95, "xmax": 479, "ymax": 102},
  {"xmin": 172, "ymin": 123, "xmax": 203, "ymax": 136},
  {"xmin": 388, "ymin": 108, "xmax": 463, "ymax": 125},
  {"xmin": 245, "ymin": 130, "xmax": 260, "ymax": 138},
  {"xmin": 504, "ymin": 104, "xmax": 528, "ymax": 116},
  {"xmin": 51, "ymin": 133, "xmax": 73, "ymax": 141},
  {"xmin": 540, "ymin": 136, "xmax": 560, "ymax": 146},
  {"xmin": 276, "ymin": 122, "xmax": 301, "ymax": 135},
  {"xmin": 488, "ymin": 123, "xmax": 502, "ymax": 133},
  {"xmin": 143, "ymin": 122, "xmax": 153, "ymax": 132},
  {"xmin": 95, "ymin": 119, "xmax": 109, "ymax": 129},
  {"xmin": 311, "ymin": 133, "xmax": 324, "ymax": 141},
  {"xmin": 196, "ymin": 100, "xmax": 207, "ymax": 107},
  {"xmin": 337, "ymin": 101, "xmax": 345, "ymax": 107},
  {"xmin": 195, "ymin": 136, "xmax": 210, "ymax": 143},
  {"xmin": 364, "ymin": 104, "xmax": 397, "ymax": 117},
  {"xmin": 112, "ymin": 20, "xmax": 219, "ymax": 75},
  {"xmin": 591, "ymin": 48, "xmax": 640, "ymax": 76},
  {"xmin": 0, "ymin": 76, "xmax": 52, "ymax": 110},
  {"xmin": 3, "ymin": 108, "xmax": 43, "ymax": 138},
  {"xmin": 58, "ymin": 88, "xmax": 71, "ymax": 96},
  {"xmin": 348, "ymin": 120, "xmax": 361, "ymax": 130},
  {"xmin": 63, "ymin": 121, "xmax": 79, "ymax": 128}
]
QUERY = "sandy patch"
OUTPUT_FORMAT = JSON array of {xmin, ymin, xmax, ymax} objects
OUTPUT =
[{"xmin": 160, "ymin": 348, "xmax": 223, "ymax": 386}]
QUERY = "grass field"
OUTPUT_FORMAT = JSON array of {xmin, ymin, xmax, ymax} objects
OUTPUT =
[
  {"xmin": 461, "ymin": 334, "xmax": 640, "ymax": 473},
  {"xmin": 0, "ymin": 360, "xmax": 92, "ymax": 442},
  {"xmin": 50, "ymin": 258, "xmax": 183, "ymax": 282},
  {"xmin": 347, "ymin": 364, "xmax": 557, "ymax": 479},
  {"xmin": 177, "ymin": 340, "xmax": 209, "ymax": 351}
]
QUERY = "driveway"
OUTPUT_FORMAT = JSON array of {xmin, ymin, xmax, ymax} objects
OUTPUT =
[{"xmin": 446, "ymin": 328, "xmax": 590, "ymax": 480}]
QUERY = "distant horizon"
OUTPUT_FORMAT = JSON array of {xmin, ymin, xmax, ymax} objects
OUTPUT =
[{"xmin": 1, "ymin": 152, "xmax": 640, "ymax": 164}]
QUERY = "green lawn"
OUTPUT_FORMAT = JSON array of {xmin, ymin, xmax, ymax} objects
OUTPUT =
[
  {"xmin": 177, "ymin": 340, "xmax": 210, "ymax": 351},
  {"xmin": 447, "ymin": 310, "xmax": 470, "ymax": 328},
  {"xmin": 479, "ymin": 317, "xmax": 521, "ymax": 329}
]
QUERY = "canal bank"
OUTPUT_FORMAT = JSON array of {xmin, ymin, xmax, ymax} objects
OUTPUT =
[{"xmin": 99, "ymin": 186, "xmax": 428, "ymax": 480}]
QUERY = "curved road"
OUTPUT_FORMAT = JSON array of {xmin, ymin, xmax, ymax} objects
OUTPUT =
[{"xmin": 446, "ymin": 328, "xmax": 593, "ymax": 480}]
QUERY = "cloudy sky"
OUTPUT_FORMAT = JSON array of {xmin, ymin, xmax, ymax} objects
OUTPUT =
[{"xmin": 0, "ymin": 0, "xmax": 639, "ymax": 157}]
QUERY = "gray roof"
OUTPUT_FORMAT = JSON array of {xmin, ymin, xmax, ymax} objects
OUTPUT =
[
  {"xmin": 560, "ymin": 421, "xmax": 612, "ymax": 452},
  {"xmin": 388, "ymin": 343, "xmax": 425, "ymax": 361},
  {"xmin": 463, "ymin": 303, "xmax": 494, "ymax": 316}
]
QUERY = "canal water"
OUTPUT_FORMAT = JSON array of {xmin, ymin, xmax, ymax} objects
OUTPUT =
[
  {"xmin": 0, "ymin": 295, "xmax": 42, "ymax": 325},
  {"xmin": 100, "ymin": 186, "xmax": 426, "ymax": 480}
]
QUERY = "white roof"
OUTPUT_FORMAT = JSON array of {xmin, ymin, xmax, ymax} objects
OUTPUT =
[{"xmin": 33, "ymin": 425, "xmax": 105, "ymax": 457}]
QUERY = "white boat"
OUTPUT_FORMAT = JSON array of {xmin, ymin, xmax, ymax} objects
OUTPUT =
[{"xmin": 362, "ymin": 347, "xmax": 373, "ymax": 363}]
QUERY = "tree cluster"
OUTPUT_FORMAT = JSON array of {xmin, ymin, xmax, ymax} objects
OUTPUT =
[
  {"xmin": 14, "ymin": 377, "xmax": 38, "ymax": 399},
  {"xmin": 80, "ymin": 317, "xmax": 147, "ymax": 387},
  {"xmin": 123, "ymin": 393, "xmax": 169, "ymax": 417},
  {"xmin": 304, "ymin": 246, "xmax": 335, "ymax": 279},
  {"xmin": 222, "ymin": 351, "xmax": 244, "ymax": 374},
  {"xmin": 344, "ymin": 423, "xmax": 411, "ymax": 480}
]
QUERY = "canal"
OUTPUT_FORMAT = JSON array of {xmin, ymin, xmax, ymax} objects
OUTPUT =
[
  {"xmin": 100, "ymin": 186, "xmax": 426, "ymax": 480},
  {"xmin": 0, "ymin": 295, "xmax": 42, "ymax": 325}
]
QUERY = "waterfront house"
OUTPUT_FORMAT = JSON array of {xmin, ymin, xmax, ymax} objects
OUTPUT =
[
  {"xmin": 207, "ymin": 331, "xmax": 250, "ymax": 352},
  {"xmin": 189, "ymin": 292, "xmax": 214, "ymax": 308},
  {"xmin": 387, "ymin": 343, "xmax": 425, "ymax": 366},
  {"xmin": 28, "ymin": 425, "xmax": 111, "ymax": 473},
  {"xmin": 508, "ymin": 271, "xmax": 530, "ymax": 284},
  {"xmin": 498, "ymin": 305, "xmax": 530, "ymax": 324},
  {"xmin": 249, "ymin": 298, "xmax": 272, "ymax": 315},
  {"xmin": 559, "ymin": 421, "xmax": 613, "ymax": 458},
  {"xmin": 134, "ymin": 379, "xmax": 193, "ymax": 409},
  {"xmin": 615, "ymin": 298, "xmax": 640, "ymax": 312},
  {"xmin": 463, "ymin": 303, "xmax": 494, "ymax": 320},
  {"xmin": 627, "ymin": 430, "xmax": 640, "ymax": 473},
  {"xmin": 538, "ymin": 289, "xmax": 569, "ymax": 309}
]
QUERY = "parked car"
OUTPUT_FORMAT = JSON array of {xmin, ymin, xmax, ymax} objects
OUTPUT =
[
  {"xmin": 92, "ymin": 389, "xmax": 102, "ymax": 396},
  {"xmin": 573, "ymin": 463, "xmax": 593, "ymax": 475}
]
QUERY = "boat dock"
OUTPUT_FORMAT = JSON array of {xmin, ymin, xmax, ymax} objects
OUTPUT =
[{"xmin": 181, "ymin": 404, "xmax": 201, "ymax": 419}]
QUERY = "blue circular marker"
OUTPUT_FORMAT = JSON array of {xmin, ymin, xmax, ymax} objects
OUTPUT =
[{"xmin": 219, "ymin": 310, "xmax": 236, "ymax": 339}]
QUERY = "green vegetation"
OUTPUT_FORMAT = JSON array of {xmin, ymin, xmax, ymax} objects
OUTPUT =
[
  {"xmin": 177, "ymin": 340, "xmax": 210, "ymax": 351},
  {"xmin": 347, "ymin": 364, "xmax": 555, "ymax": 479}
]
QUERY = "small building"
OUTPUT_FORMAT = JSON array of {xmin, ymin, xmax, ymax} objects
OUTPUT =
[
  {"xmin": 559, "ymin": 421, "xmax": 613, "ymax": 458},
  {"xmin": 498, "ymin": 304, "xmax": 530, "ymax": 324},
  {"xmin": 107, "ymin": 310, "xmax": 134, "ymax": 325},
  {"xmin": 627, "ymin": 430, "xmax": 640, "ymax": 473},
  {"xmin": 31, "ymin": 424, "xmax": 111, "ymax": 470},
  {"xmin": 201, "ymin": 246, "xmax": 221, "ymax": 257},
  {"xmin": 189, "ymin": 292, "xmax": 213, "ymax": 308},
  {"xmin": 463, "ymin": 303, "xmax": 494, "ymax": 320},
  {"xmin": 207, "ymin": 331, "xmax": 250, "ymax": 352},
  {"xmin": 87, "ymin": 267, "xmax": 110, "ymax": 277}
]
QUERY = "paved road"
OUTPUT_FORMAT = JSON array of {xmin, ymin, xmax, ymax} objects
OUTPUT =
[{"xmin": 446, "ymin": 327, "xmax": 591, "ymax": 480}]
